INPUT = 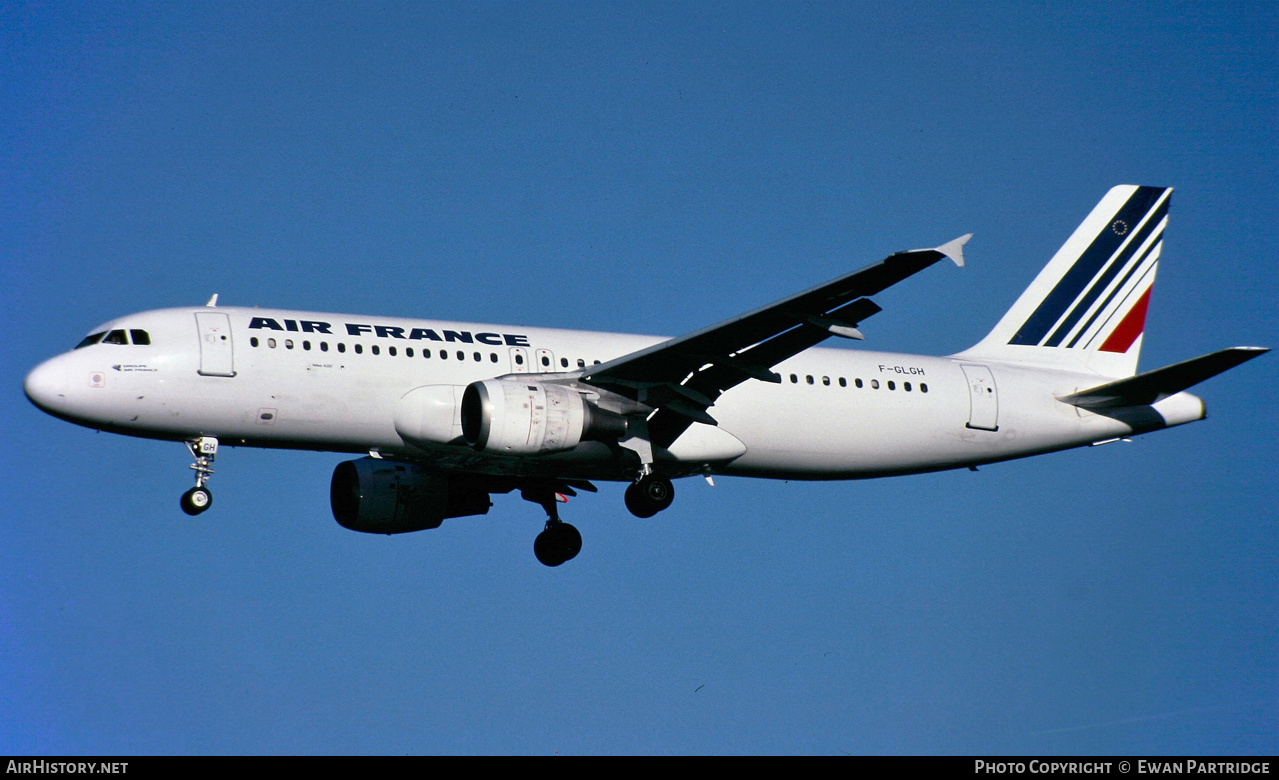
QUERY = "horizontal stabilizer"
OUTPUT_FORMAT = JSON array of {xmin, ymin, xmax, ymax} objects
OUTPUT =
[{"xmin": 1059, "ymin": 347, "xmax": 1268, "ymax": 409}]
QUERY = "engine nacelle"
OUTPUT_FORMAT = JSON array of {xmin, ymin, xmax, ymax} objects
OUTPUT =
[
  {"xmin": 330, "ymin": 457, "xmax": 492, "ymax": 534},
  {"xmin": 394, "ymin": 384, "xmax": 466, "ymax": 446},
  {"xmin": 460, "ymin": 379, "xmax": 627, "ymax": 455}
]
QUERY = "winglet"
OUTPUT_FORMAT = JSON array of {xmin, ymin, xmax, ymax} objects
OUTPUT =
[
  {"xmin": 206, "ymin": 293, "xmax": 219, "ymax": 307},
  {"xmin": 932, "ymin": 234, "xmax": 971, "ymax": 268}
]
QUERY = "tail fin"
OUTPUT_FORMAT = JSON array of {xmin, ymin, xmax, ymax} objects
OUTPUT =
[{"xmin": 958, "ymin": 185, "xmax": 1172, "ymax": 378}]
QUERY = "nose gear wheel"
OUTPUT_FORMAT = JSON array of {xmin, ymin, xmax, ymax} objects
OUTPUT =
[{"xmin": 180, "ymin": 486, "xmax": 213, "ymax": 515}]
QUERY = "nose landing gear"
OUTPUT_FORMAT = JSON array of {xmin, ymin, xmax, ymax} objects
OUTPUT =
[{"xmin": 180, "ymin": 437, "xmax": 218, "ymax": 516}]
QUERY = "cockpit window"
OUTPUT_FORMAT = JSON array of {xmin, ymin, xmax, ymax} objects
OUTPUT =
[
  {"xmin": 75, "ymin": 332, "xmax": 106, "ymax": 349},
  {"xmin": 74, "ymin": 329, "xmax": 150, "ymax": 348}
]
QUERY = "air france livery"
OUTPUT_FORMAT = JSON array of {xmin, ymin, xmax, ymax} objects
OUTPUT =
[{"xmin": 24, "ymin": 186, "xmax": 1267, "ymax": 566}]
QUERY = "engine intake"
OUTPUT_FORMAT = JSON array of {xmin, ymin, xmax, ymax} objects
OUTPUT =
[
  {"xmin": 461, "ymin": 379, "xmax": 627, "ymax": 455},
  {"xmin": 330, "ymin": 457, "xmax": 492, "ymax": 534}
]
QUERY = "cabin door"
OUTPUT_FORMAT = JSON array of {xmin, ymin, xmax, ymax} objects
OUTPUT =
[
  {"xmin": 195, "ymin": 312, "xmax": 236, "ymax": 377},
  {"xmin": 961, "ymin": 364, "xmax": 998, "ymax": 431}
]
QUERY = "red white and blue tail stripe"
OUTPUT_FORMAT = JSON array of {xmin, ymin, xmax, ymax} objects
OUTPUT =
[{"xmin": 960, "ymin": 185, "xmax": 1172, "ymax": 378}]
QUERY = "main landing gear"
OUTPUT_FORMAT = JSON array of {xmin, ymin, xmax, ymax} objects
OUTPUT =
[
  {"xmin": 523, "ymin": 485, "xmax": 582, "ymax": 567},
  {"xmin": 522, "ymin": 472, "xmax": 676, "ymax": 567},
  {"xmin": 624, "ymin": 473, "xmax": 675, "ymax": 519},
  {"xmin": 180, "ymin": 437, "xmax": 218, "ymax": 516},
  {"xmin": 534, "ymin": 520, "xmax": 582, "ymax": 568}
]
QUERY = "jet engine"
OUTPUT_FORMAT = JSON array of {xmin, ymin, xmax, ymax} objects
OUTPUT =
[
  {"xmin": 330, "ymin": 457, "xmax": 492, "ymax": 534},
  {"xmin": 460, "ymin": 379, "xmax": 627, "ymax": 455}
]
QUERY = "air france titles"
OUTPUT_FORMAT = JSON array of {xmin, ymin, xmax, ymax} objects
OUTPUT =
[{"xmin": 248, "ymin": 318, "xmax": 529, "ymax": 347}]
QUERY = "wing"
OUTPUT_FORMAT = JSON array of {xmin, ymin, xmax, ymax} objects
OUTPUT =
[{"xmin": 582, "ymin": 234, "xmax": 971, "ymax": 448}]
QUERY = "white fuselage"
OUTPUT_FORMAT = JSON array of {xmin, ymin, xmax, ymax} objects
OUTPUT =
[{"xmin": 24, "ymin": 306, "xmax": 1206, "ymax": 483}]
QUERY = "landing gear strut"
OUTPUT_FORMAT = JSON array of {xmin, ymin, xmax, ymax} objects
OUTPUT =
[
  {"xmin": 625, "ymin": 473, "xmax": 674, "ymax": 518},
  {"xmin": 523, "ymin": 484, "xmax": 582, "ymax": 567},
  {"xmin": 181, "ymin": 437, "xmax": 218, "ymax": 516}
]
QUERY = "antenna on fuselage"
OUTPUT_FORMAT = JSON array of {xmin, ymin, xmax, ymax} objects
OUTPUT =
[{"xmin": 206, "ymin": 294, "xmax": 219, "ymax": 307}]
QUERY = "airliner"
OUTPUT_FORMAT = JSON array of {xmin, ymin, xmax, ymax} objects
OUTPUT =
[{"xmin": 24, "ymin": 186, "xmax": 1266, "ymax": 566}]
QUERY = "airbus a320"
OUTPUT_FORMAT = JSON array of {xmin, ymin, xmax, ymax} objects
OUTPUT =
[{"xmin": 24, "ymin": 186, "xmax": 1266, "ymax": 565}]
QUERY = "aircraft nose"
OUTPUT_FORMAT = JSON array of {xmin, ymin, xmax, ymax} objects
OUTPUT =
[{"xmin": 24, "ymin": 357, "xmax": 69, "ymax": 414}]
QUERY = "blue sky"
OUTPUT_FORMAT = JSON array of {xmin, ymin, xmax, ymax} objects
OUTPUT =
[{"xmin": 3, "ymin": 1, "xmax": 1276, "ymax": 755}]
